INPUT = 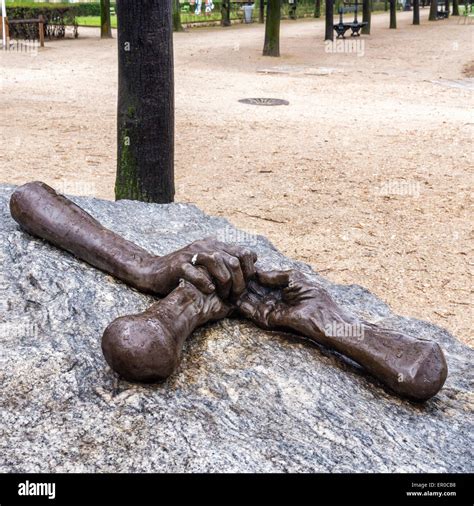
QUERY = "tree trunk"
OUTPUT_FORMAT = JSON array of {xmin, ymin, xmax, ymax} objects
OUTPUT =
[
  {"xmin": 384, "ymin": 0, "xmax": 388, "ymax": 10},
  {"xmin": 325, "ymin": 0, "xmax": 334, "ymax": 40},
  {"xmin": 100, "ymin": 0, "xmax": 112, "ymax": 38},
  {"xmin": 362, "ymin": 0, "xmax": 371, "ymax": 33},
  {"xmin": 115, "ymin": 0, "xmax": 175, "ymax": 203},
  {"xmin": 413, "ymin": 0, "xmax": 420, "ymax": 22},
  {"xmin": 263, "ymin": 0, "xmax": 281, "ymax": 56},
  {"xmin": 173, "ymin": 0, "xmax": 184, "ymax": 31},
  {"xmin": 429, "ymin": 0, "xmax": 437, "ymax": 19},
  {"xmin": 452, "ymin": 0, "xmax": 459, "ymax": 14},
  {"xmin": 389, "ymin": 0, "xmax": 397, "ymax": 27},
  {"xmin": 221, "ymin": 0, "xmax": 231, "ymax": 26},
  {"xmin": 444, "ymin": 0, "xmax": 450, "ymax": 15},
  {"xmin": 259, "ymin": 0, "xmax": 265, "ymax": 23},
  {"xmin": 314, "ymin": 0, "xmax": 321, "ymax": 17}
]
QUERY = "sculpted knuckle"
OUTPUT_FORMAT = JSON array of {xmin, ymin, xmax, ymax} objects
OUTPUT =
[
  {"xmin": 221, "ymin": 271, "xmax": 231, "ymax": 283},
  {"xmin": 228, "ymin": 257, "xmax": 240, "ymax": 269}
]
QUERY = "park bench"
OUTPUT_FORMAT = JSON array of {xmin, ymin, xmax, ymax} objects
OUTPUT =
[
  {"xmin": 333, "ymin": 1, "xmax": 368, "ymax": 39},
  {"xmin": 436, "ymin": 0, "xmax": 449, "ymax": 18},
  {"xmin": 2, "ymin": 16, "xmax": 45, "ymax": 47}
]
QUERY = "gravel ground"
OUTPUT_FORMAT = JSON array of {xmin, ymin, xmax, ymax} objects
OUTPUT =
[{"xmin": 0, "ymin": 11, "xmax": 472, "ymax": 345}]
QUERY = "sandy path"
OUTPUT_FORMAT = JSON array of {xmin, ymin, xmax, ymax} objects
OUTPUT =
[{"xmin": 1, "ymin": 11, "xmax": 473, "ymax": 345}]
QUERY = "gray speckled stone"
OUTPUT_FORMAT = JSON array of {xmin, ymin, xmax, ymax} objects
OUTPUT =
[{"xmin": 0, "ymin": 184, "xmax": 472, "ymax": 473}]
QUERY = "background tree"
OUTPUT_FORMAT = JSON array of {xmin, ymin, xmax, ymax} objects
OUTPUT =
[
  {"xmin": 263, "ymin": 0, "xmax": 281, "ymax": 56},
  {"xmin": 115, "ymin": 0, "xmax": 175, "ymax": 203},
  {"xmin": 413, "ymin": 0, "xmax": 420, "ymax": 23},
  {"xmin": 444, "ymin": 0, "xmax": 450, "ymax": 15},
  {"xmin": 362, "ymin": 0, "xmax": 371, "ymax": 33},
  {"xmin": 173, "ymin": 0, "xmax": 184, "ymax": 31},
  {"xmin": 452, "ymin": 0, "xmax": 459, "ymax": 14},
  {"xmin": 389, "ymin": 0, "xmax": 397, "ymax": 28},
  {"xmin": 314, "ymin": 0, "xmax": 321, "ymax": 17},
  {"xmin": 100, "ymin": 0, "xmax": 112, "ymax": 38},
  {"xmin": 325, "ymin": 0, "xmax": 334, "ymax": 40},
  {"xmin": 259, "ymin": 0, "xmax": 265, "ymax": 23},
  {"xmin": 221, "ymin": 0, "xmax": 231, "ymax": 26},
  {"xmin": 429, "ymin": 0, "xmax": 438, "ymax": 19}
]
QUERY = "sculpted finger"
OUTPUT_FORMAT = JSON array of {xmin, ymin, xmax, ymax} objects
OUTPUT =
[
  {"xmin": 256, "ymin": 269, "xmax": 291, "ymax": 288},
  {"xmin": 181, "ymin": 264, "xmax": 215, "ymax": 294},
  {"xmin": 222, "ymin": 244, "xmax": 258, "ymax": 280},
  {"xmin": 223, "ymin": 254, "xmax": 246, "ymax": 297},
  {"xmin": 235, "ymin": 300, "xmax": 257, "ymax": 321},
  {"xmin": 194, "ymin": 252, "xmax": 232, "ymax": 298}
]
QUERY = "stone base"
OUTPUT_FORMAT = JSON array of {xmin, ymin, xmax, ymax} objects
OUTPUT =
[{"xmin": 0, "ymin": 185, "xmax": 471, "ymax": 472}]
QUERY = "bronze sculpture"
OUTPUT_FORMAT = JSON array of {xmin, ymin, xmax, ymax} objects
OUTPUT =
[{"xmin": 10, "ymin": 181, "xmax": 448, "ymax": 402}]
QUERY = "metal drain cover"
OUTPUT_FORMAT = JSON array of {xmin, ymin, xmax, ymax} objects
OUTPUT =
[{"xmin": 238, "ymin": 98, "xmax": 289, "ymax": 106}]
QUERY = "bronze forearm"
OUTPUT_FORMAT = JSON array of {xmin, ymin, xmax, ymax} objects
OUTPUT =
[
  {"xmin": 238, "ymin": 274, "xmax": 448, "ymax": 402},
  {"xmin": 102, "ymin": 281, "xmax": 230, "ymax": 382},
  {"xmin": 10, "ymin": 181, "xmax": 158, "ymax": 292},
  {"xmin": 9, "ymin": 182, "xmax": 257, "ymax": 297}
]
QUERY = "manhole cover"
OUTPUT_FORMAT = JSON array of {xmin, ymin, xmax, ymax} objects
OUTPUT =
[{"xmin": 238, "ymin": 98, "xmax": 289, "ymax": 106}]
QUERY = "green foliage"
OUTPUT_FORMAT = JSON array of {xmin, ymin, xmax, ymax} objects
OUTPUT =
[
  {"xmin": 76, "ymin": 15, "xmax": 117, "ymax": 28},
  {"xmin": 6, "ymin": 2, "xmax": 116, "ymax": 18},
  {"xmin": 6, "ymin": 3, "xmax": 78, "ymax": 40}
]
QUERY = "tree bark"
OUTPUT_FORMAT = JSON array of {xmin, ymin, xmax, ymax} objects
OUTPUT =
[
  {"xmin": 325, "ymin": 0, "xmax": 334, "ymax": 40},
  {"xmin": 362, "ymin": 0, "xmax": 371, "ymax": 33},
  {"xmin": 429, "ymin": 0, "xmax": 438, "ymax": 19},
  {"xmin": 413, "ymin": 0, "xmax": 420, "ymax": 22},
  {"xmin": 116, "ymin": 0, "xmax": 175, "ymax": 203},
  {"xmin": 444, "ymin": 0, "xmax": 450, "ymax": 15},
  {"xmin": 452, "ymin": 0, "xmax": 459, "ymax": 14},
  {"xmin": 173, "ymin": 0, "xmax": 184, "ymax": 31},
  {"xmin": 314, "ymin": 0, "xmax": 321, "ymax": 17},
  {"xmin": 221, "ymin": 0, "xmax": 231, "ymax": 26},
  {"xmin": 389, "ymin": 0, "xmax": 397, "ymax": 27},
  {"xmin": 259, "ymin": 0, "xmax": 265, "ymax": 23},
  {"xmin": 263, "ymin": 0, "xmax": 281, "ymax": 56},
  {"xmin": 100, "ymin": 0, "xmax": 112, "ymax": 38}
]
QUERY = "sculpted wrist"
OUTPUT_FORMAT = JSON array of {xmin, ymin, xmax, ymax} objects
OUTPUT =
[{"xmin": 136, "ymin": 255, "xmax": 170, "ymax": 294}]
